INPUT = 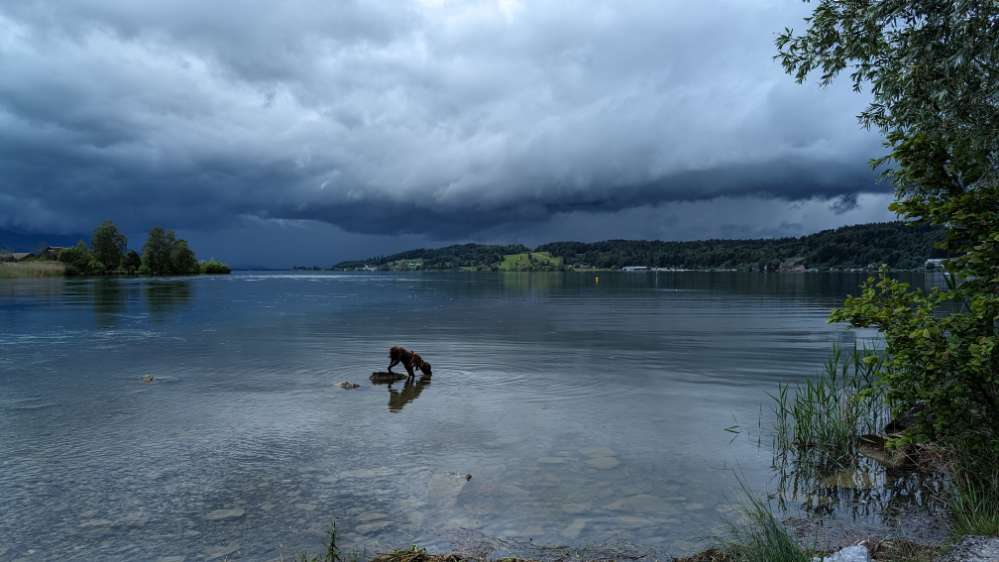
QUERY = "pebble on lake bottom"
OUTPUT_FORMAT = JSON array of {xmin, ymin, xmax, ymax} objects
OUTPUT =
[
  {"xmin": 205, "ymin": 508, "xmax": 245, "ymax": 521},
  {"xmin": 560, "ymin": 518, "xmax": 587, "ymax": 539},
  {"xmin": 358, "ymin": 511, "xmax": 388, "ymax": 522},
  {"xmin": 203, "ymin": 544, "xmax": 239, "ymax": 560},
  {"xmin": 355, "ymin": 520, "xmax": 392, "ymax": 535},
  {"xmin": 585, "ymin": 456, "xmax": 621, "ymax": 470}
]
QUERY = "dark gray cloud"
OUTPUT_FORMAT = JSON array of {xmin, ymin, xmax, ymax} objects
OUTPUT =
[{"xmin": 0, "ymin": 0, "xmax": 886, "ymax": 242}]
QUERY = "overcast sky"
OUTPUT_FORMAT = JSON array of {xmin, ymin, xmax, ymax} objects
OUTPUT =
[{"xmin": 0, "ymin": 0, "xmax": 895, "ymax": 266}]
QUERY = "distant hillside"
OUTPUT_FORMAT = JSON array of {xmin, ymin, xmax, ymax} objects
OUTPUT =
[{"xmin": 332, "ymin": 222, "xmax": 947, "ymax": 272}]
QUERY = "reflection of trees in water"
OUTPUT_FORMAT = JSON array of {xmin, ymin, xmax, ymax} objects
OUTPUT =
[
  {"xmin": 386, "ymin": 375, "xmax": 432, "ymax": 413},
  {"xmin": 145, "ymin": 280, "xmax": 193, "ymax": 317},
  {"xmin": 92, "ymin": 279, "xmax": 126, "ymax": 328},
  {"xmin": 773, "ymin": 454, "xmax": 948, "ymax": 525}
]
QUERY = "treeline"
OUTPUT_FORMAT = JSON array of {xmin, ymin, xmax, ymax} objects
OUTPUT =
[
  {"xmin": 333, "ymin": 222, "xmax": 946, "ymax": 272},
  {"xmin": 59, "ymin": 221, "xmax": 231, "ymax": 276},
  {"xmin": 334, "ymin": 243, "xmax": 531, "ymax": 271}
]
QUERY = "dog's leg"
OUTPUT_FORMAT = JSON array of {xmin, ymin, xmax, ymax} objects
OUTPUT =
[{"xmin": 387, "ymin": 359, "xmax": 399, "ymax": 373}]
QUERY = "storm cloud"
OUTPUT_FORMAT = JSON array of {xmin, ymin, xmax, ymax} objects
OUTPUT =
[{"xmin": 0, "ymin": 0, "xmax": 887, "ymax": 242}]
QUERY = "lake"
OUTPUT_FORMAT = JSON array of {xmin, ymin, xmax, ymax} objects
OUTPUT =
[{"xmin": 0, "ymin": 271, "xmax": 939, "ymax": 561}]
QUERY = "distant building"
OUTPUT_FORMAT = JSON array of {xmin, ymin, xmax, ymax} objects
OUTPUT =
[
  {"xmin": 621, "ymin": 265, "xmax": 648, "ymax": 272},
  {"xmin": 925, "ymin": 258, "xmax": 947, "ymax": 270},
  {"xmin": 39, "ymin": 246, "xmax": 70, "ymax": 260},
  {"xmin": 8, "ymin": 252, "xmax": 33, "ymax": 262}
]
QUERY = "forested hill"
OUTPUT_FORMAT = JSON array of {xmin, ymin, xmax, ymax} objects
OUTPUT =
[{"xmin": 330, "ymin": 222, "xmax": 946, "ymax": 272}]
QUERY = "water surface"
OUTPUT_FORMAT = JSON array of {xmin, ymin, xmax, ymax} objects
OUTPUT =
[{"xmin": 0, "ymin": 271, "xmax": 936, "ymax": 560}]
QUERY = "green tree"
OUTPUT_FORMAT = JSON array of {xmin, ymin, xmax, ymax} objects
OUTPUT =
[
  {"xmin": 169, "ymin": 239, "xmax": 199, "ymax": 275},
  {"xmin": 778, "ymin": 2, "xmax": 998, "ymax": 458},
  {"xmin": 123, "ymin": 250, "xmax": 142, "ymax": 274},
  {"xmin": 91, "ymin": 220, "xmax": 127, "ymax": 273},
  {"xmin": 141, "ymin": 227, "xmax": 176, "ymax": 276}
]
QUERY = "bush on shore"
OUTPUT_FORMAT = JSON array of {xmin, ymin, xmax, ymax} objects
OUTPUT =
[{"xmin": 200, "ymin": 259, "xmax": 232, "ymax": 274}]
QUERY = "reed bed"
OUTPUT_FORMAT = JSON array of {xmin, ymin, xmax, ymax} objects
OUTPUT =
[
  {"xmin": 0, "ymin": 261, "xmax": 66, "ymax": 278},
  {"xmin": 772, "ymin": 346, "xmax": 890, "ymax": 465},
  {"xmin": 725, "ymin": 493, "xmax": 810, "ymax": 562},
  {"xmin": 950, "ymin": 473, "xmax": 999, "ymax": 537}
]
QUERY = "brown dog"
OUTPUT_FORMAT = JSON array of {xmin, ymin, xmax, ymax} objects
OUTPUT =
[{"xmin": 388, "ymin": 346, "xmax": 433, "ymax": 378}]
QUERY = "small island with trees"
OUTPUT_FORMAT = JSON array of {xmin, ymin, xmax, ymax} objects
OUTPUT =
[{"xmin": 0, "ymin": 220, "xmax": 230, "ymax": 278}]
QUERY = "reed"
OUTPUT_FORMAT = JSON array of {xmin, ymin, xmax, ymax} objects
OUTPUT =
[
  {"xmin": 772, "ymin": 346, "xmax": 889, "ymax": 464},
  {"xmin": 289, "ymin": 521, "xmax": 364, "ymax": 562},
  {"xmin": 726, "ymin": 489, "xmax": 810, "ymax": 562},
  {"xmin": 0, "ymin": 261, "xmax": 66, "ymax": 278},
  {"xmin": 950, "ymin": 473, "xmax": 999, "ymax": 537}
]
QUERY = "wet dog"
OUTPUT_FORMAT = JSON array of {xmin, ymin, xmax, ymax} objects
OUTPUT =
[{"xmin": 387, "ymin": 346, "xmax": 433, "ymax": 379}]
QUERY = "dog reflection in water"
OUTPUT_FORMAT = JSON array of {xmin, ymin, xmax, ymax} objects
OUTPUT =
[{"xmin": 387, "ymin": 375, "xmax": 432, "ymax": 413}]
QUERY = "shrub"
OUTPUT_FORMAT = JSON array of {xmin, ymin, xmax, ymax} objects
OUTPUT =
[
  {"xmin": 59, "ymin": 241, "xmax": 104, "ymax": 276},
  {"xmin": 200, "ymin": 259, "xmax": 231, "ymax": 274}
]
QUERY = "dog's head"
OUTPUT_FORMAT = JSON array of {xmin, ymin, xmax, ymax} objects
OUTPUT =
[{"xmin": 415, "ymin": 357, "xmax": 432, "ymax": 376}]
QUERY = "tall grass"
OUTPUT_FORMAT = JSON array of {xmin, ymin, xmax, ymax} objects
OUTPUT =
[
  {"xmin": 0, "ymin": 261, "xmax": 66, "ymax": 278},
  {"xmin": 951, "ymin": 473, "xmax": 999, "ymax": 536},
  {"xmin": 288, "ymin": 521, "xmax": 364, "ymax": 562},
  {"xmin": 772, "ymin": 346, "xmax": 890, "ymax": 464},
  {"xmin": 727, "ymin": 490, "xmax": 810, "ymax": 562}
]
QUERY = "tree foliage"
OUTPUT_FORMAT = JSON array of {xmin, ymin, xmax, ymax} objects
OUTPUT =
[
  {"xmin": 91, "ymin": 220, "xmax": 127, "ymax": 273},
  {"xmin": 169, "ymin": 239, "xmax": 200, "ymax": 275},
  {"xmin": 141, "ymin": 227, "xmax": 176, "ymax": 276},
  {"xmin": 779, "ymin": 1, "xmax": 998, "ymax": 458},
  {"xmin": 124, "ymin": 250, "xmax": 142, "ymax": 274},
  {"xmin": 59, "ymin": 241, "xmax": 104, "ymax": 276},
  {"xmin": 140, "ymin": 227, "xmax": 206, "ymax": 276}
]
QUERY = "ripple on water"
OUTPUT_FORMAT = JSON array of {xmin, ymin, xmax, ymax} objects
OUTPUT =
[{"xmin": 0, "ymin": 271, "xmax": 927, "ymax": 560}]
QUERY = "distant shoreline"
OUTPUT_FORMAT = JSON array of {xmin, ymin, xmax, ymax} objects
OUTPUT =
[{"xmin": 322, "ymin": 222, "xmax": 947, "ymax": 273}]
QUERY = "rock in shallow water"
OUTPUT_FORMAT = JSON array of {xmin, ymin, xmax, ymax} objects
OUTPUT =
[
  {"xmin": 205, "ymin": 508, "xmax": 245, "ymax": 521},
  {"xmin": 585, "ymin": 456, "xmax": 620, "ymax": 470},
  {"xmin": 560, "ymin": 518, "xmax": 587, "ymax": 539},
  {"xmin": 812, "ymin": 545, "xmax": 871, "ymax": 562}
]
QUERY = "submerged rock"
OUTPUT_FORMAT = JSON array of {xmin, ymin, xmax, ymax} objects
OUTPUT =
[
  {"xmin": 79, "ymin": 518, "xmax": 114, "ymax": 528},
  {"xmin": 356, "ymin": 520, "xmax": 392, "ymax": 535},
  {"xmin": 819, "ymin": 468, "xmax": 875, "ymax": 490},
  {"xmin": 560, "ymin": 518, "xmax": 587, "ymax": 540},
  {"xmin": 606, "ymin": 494, "xmax": 663, "ymax": 512},
  {"xmin": 935, "ymin": 536, "xmax": 999, "ymax": 562},
  {"xmin": 581, "ymin": 447, "xmax": 617, "ymax": 457},
  {"xmin": 203, "ymin": 544, "xmax": 239, "ymax": 560},
  {"xmin": 358, "ymin": 511, "xmax": 388, "ymax": 522},
  {"xmin": 370, "ymin": 371, "xmax": 407, "ymax": 384},
  {"xmin": 858, "ymin": 442, "xmax": 911, "ymax": 468},
  {"xmin": 205, "ymin": 508, "xmax": 245, "ymax": 521},
  {"xmin": 585, "ymin": 456, "xmax": 620, "ymax": 470},
  {"xmin": 813, "ymin": 545, "xmax": 871, "ymax": 562}
]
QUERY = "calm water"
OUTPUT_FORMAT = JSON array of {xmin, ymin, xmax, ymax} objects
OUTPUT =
[{"xmin": 0, "ymin": 271, "xmax": 937, "ymax": 561}]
